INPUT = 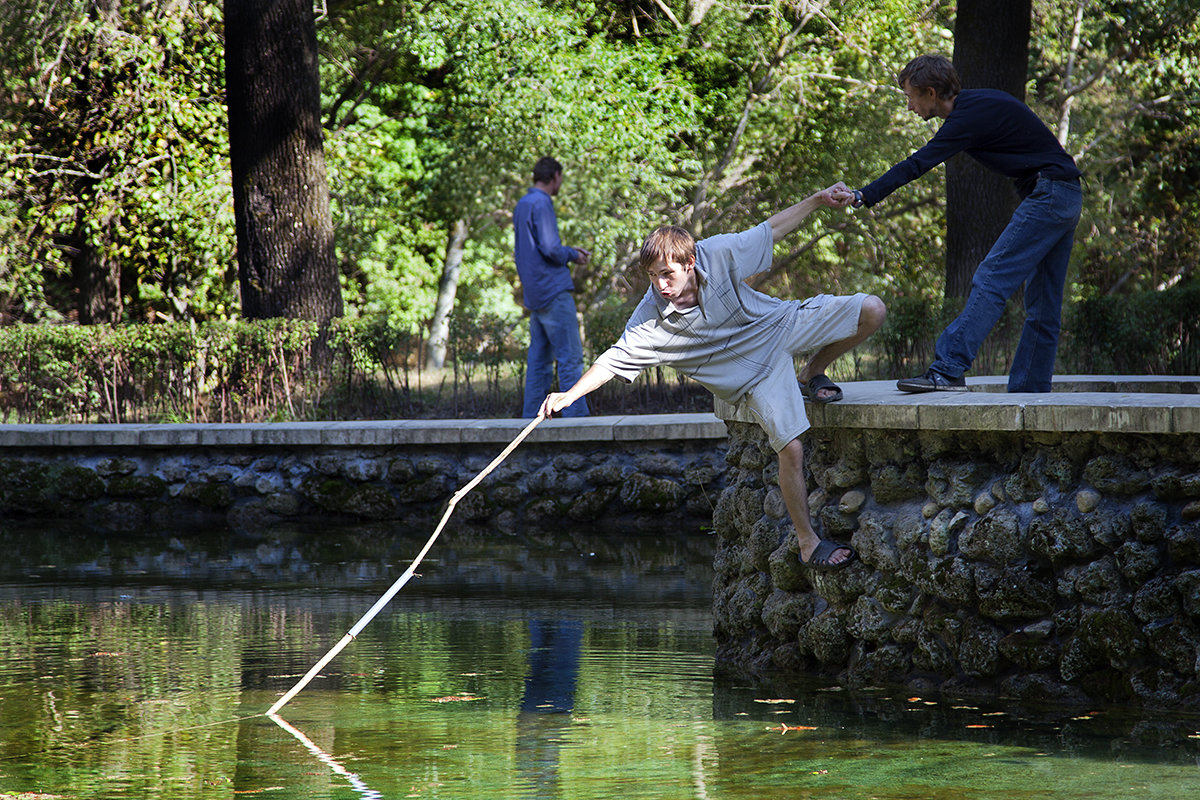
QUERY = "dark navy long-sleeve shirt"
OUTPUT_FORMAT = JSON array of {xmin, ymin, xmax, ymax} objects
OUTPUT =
[
  {"xmin": 859, "ymin": 88, "xmax": 1080, "ymax": 206},
  {"xmin": 513, "ymin": 187, "xmax": 578, "ymax": 312}
]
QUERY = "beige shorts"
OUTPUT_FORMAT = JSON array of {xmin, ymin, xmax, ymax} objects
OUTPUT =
[{"xmin": 714, "ymin": 293, "xmax": 867, "ymax": 452}]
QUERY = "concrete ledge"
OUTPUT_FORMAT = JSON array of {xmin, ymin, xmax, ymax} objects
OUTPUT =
[
  {"xmin": 805, "ymin": 375, "xmax": 1200, "ymax": 435},
  {"xmin": 0, "ymin": 412, "xmax": 729, "ymax": 448},
  {"xmin": 0, "ymin": 375, "xmax": 1196, "ymax": 448}
]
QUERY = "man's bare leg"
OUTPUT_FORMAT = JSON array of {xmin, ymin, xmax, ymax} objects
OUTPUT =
[
  {"xmin": 778, "ymin": 438, "xmax": 852, "ymax": 565},
  {"xmin": 797, "ymin": 295, "xmax": 887, "ymax": 401}
]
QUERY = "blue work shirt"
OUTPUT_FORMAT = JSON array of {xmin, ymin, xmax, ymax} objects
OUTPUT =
[
  {"xmin": 513, "ymin": 187, "xmax": 578, "ymax": 312},
  {"xmin": 860, "ymin": 88, "xmax": 1081, "ymax": 205}
]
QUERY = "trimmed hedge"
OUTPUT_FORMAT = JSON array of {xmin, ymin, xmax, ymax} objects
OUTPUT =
[
  {"xmin": 0, "ymin": 283, "xmax": 1195, "ymax": 423},
  {"xmin": 0, "ymin": 319, "xmax": 320, "ymax": 423}
]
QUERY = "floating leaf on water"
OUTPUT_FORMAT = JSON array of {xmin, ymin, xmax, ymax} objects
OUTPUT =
[{"xmin": 429, "ymin": 693, "xmax": 484, "ymax": 703}]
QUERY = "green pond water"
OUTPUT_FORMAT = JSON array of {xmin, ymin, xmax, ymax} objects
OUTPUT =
[{"xmin": 0, "ymin": 522, "xmax": 1198, "ymax": 799}]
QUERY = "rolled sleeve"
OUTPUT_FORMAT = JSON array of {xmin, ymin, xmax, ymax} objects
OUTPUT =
[{"xmin": 592, "ymin": 325, "xmax": 662, "ymax": 384}]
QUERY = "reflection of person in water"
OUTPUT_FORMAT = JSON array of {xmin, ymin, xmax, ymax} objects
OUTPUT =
[
  {"xmin": 521, "ymin": 618, "xmax": 582, "ymax": 713},
  {"xmin": 515, "ymin": 618, "xmax": 583, "ymax": 798}
]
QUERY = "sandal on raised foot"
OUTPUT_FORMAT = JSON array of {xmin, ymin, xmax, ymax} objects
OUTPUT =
[
  {"xmin": 801, "ymin": 374, "xmax": 843, "ymax": 404},
  {"xmin": 800, "ymin": 539, "xmax": 856, "ymax": 571}
]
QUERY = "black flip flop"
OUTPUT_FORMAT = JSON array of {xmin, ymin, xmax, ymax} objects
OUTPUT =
[
  {"xmin": 800, "ymin": 539, "xmax": 856, "ymax": 571},
  {"xmin": 802, "ymin": 374, "xmax": 843, "ymax": 404}
]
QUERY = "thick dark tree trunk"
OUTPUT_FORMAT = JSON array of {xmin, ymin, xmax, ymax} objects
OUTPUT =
[
  {"xmin": 71, "ymin": 0, "xmax": 123, "ymax": 324},
  {"xmin": 945, "ymin": 0, "xmax": 1031, "ymax": 298},
  {"xmin": 224, "ymin": 0, "xmax": 342, "ymax": 325},
  {"xmin": 71, "ymin": 214, "xmax": 122, "ymax": 325}
]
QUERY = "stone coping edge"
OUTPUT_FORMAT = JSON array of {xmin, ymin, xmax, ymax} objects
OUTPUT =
[
  {"xmin": 0, "ymin": 412, "xmax": 729, "ymax": 448},
  {"xmin": 0, "ymin": 375, "xmax": 1196, "ymax": 448},
  {"xmin": 805, "ymin": 375, "xmax": 1200, "ymax": 435}
]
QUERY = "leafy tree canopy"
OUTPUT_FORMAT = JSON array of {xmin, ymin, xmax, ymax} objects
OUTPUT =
[{"xmin": 0, "ymin": 0, "xmax": 1196, "ymax": 332}]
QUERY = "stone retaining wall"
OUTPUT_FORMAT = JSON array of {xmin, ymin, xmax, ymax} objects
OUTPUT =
[
  {"xmin": 0, "ymin": 418, "xmax": 728, "ymax": 534},
  {"xmin": 712, "ymin": 419, "xmax": 1200, "ymax": 710}
]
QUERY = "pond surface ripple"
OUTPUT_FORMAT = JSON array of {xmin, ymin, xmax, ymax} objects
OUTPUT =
[{"xmin": 0, "ymin": 521, "xmax": 1198, "ymax": 799}]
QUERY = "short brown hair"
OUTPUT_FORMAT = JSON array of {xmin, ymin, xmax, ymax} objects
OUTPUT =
[
  {"xmin": 898, "ymin": 54, "xmax": 960, "ymax": 100},
  {"xmin": 639, "ymin": 226, "xmax": 695, "ymax": 271}
]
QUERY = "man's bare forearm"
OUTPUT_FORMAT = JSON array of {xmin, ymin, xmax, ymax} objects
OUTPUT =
[
  {"xmin": 539, "ymin": 364, "xmax": 615, "ymax": 417},
  {"xmin": 766, "ymin": 184, "xmax": 846, "ymax": 242}
]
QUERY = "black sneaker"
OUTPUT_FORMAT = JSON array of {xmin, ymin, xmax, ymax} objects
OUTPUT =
[{"xmin": 896, "ymin": 368, "xmax": 967, "ymax": 393}]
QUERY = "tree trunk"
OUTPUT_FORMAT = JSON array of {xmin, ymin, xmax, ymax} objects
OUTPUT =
[
  {"xmin": 224, "ymin": 0, "xmax": 342, "ymax": 325},
  {"xmin": 71, "ymin": 213, "xmax": 122, "ymax": 325},
  {"xmin": 71, "ymin": 0, "xmax": 123, "ymax": 324},
  {"xmin": 945, "ymin": 0, "xmax": 1031, "ymax": 297},
  {"xmin": 1055, "ymin": 0, "xmax": 1086, "ymax": 147},
  {"xmin": 425, "ymin": 218, "xmax": 468, "ymax": 370}
]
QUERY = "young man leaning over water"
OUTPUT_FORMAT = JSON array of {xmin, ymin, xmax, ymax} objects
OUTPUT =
[{"xmin": 539, "ymin": 186, "xmax": 886, "ymax": 570}]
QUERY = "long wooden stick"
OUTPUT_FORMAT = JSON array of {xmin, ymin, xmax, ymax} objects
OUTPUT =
[{"xmin": 267, "ymin": 413, "xmax": 547, "ymax": 715}]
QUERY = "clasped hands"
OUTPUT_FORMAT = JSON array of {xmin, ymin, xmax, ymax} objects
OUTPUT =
[{"xmin": 822, "ymin": 181, "xmax": 859, "ymax": 209}]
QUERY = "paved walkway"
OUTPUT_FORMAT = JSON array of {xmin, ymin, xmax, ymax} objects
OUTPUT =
[
  {"xmin": 808, "ymin": 375, "xmax": 1200, "ymax": 434},
  {"xmin": 0, "ymin": 375, "xmax": 1195, "ymax": 448}
]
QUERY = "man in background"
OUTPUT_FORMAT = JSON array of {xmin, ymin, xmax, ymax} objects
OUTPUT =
[{"xmin": 514, "ymin": 156, "xmax": 592, "ymax": 418}]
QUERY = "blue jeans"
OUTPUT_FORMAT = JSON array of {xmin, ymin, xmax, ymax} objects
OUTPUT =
[
  {"xmin": 932, "ymin": 176, "xmax": 1082, "ymax": 393},
  {"xmin": 523, "ymin": 290, "xmax": 589, "ymax": 417}
]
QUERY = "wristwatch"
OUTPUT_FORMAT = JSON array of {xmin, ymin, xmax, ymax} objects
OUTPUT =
[{"xmin": 851, "ymin": 190, "xmax": 864, "ymax": 208}]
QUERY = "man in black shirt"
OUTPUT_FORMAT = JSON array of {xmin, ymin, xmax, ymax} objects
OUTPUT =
[{"xmin": 841, "ymin": 54, "xmax": 1082, "ymax": 393}]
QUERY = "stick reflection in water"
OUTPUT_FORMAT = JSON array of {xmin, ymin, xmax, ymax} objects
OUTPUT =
[{"xmin": 268, "ymin": 713, "xmax": 382, "ymax": 800}]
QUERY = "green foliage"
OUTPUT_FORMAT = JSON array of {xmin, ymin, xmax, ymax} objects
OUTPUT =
[
  {"xmin": 0, "ymin": 319, "xmax": 319, "ymax": 423},
  {"xmin": 2, "ymin": 286, "xmax": 1198, "ymax": 425},
  {"xmin": 319, "ymin": 0, "xmax": 699, "ymax": 323},
  {"xmin": 1032, "ymin": 0, "xmax": 1200, "ymax": 297},
  {"xmin": 328, "ymin": 314, "xmax": 425, "ymax": 412},
  {"xmin": 1062, "ymin": 280, "xmax": 1200, "ymax": 375},
  {"xmin": 583, "ymin": 294, "xmax": 639, "ymax": 359},
  {"xmin": 0, "ymin": 0, "xmax": 1197, "ymax": 409},
  {"xmin": 0, "ymin": 0, "xmax": 235, "ymax": 323}
]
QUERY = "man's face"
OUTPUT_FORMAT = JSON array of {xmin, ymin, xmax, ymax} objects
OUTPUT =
[
  {"xmin": 902, "ymin": 80, "xmax": 940, "ymax": 120},
  {"xmin": 647, "ymin": 256, "xmax": 697, "ymax": 307},
  {"xmin": 548, "ymin": 172, "xmax": 564, "ymax": 196}
]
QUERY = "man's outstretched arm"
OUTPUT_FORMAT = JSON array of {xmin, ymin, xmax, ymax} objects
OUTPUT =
[
  {"xmin": 539, "ymin": 364, "xmax": 616, "ymax": 417},
  {"xmin": 766, "ymin": 183, "xmax": 849, "ymax": 243}
]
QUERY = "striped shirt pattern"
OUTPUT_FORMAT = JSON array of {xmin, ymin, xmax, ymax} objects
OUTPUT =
[{"xmin": 594, "ymin": 221, "xmax": 805, "ymax": 403}]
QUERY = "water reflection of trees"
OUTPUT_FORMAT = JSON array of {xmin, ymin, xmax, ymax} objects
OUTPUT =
[
  {"xmin": 0, "ymin": 521, "xmax": 716, "ymax": 797},
  {"xmin": 0, "ymin": 522, "xmax": 713, "ymax": 603}
]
